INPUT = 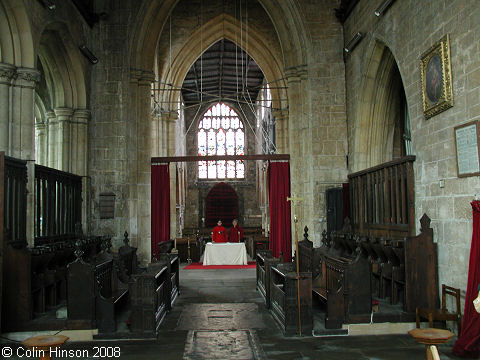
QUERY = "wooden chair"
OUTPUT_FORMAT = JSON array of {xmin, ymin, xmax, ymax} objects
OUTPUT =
[{"xmin": 416, "ymin": 284, "xmax": 462, "ymax": 334}]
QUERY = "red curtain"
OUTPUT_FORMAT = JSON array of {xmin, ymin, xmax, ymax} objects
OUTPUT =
[
  {"xmin": 453, "ymin": 200, "xmax": 480, "ymax": 358},
  {"xmin": 269, "ymin": 162, "xmax": 292, "ymax": 262},
  {"xmin": 151, "ymin": 164, "xmax": 170, "ymax": 261}
]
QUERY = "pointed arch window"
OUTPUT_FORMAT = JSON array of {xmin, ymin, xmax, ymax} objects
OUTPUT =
[{"xmin": 198, "ymin": 103, "xmax": 245, "ymax": 179}]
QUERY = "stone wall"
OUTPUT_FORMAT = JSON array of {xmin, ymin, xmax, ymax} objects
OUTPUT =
[{"xmin": 344, "ymin": 0, "xmax": 480, "ymax": 296}]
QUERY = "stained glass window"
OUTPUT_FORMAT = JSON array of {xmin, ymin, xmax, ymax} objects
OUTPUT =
[{"xmin": 197, "ymin": 103, "xmax": 245, "ymax": 179}]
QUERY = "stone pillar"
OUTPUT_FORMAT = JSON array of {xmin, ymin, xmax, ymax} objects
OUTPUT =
[
  {"xmin": 35, "ymin": 121, "xmax": 48, "ymax": 165},
  {"xmin": 54, "ymin": 108, "xmax": 74, "ymax": 172},
  {"xmin": 166, "ymin": 113, "xmax": 178, "ymax": 241},
  {"xmin": 285, "ymin": 65, "xmax": 310, "ymax": 252},
  {"xmin": 128, "ymin": 69, "xmax": 155, "ymax": 263},
  {"xmin": 46, "ymin": 110, "xmax": 57, "ymax": 168},
  {"xmin": 11, "ymin": 67, "xmax": 40, "ymax": 247},
  {"xmin": 272, "ymin": 109, "xmax": 289, "ymax": 154},
  {"xmin": 0, "ymin": 63, "xmax": 16, "ymax": 154},
  {"xmin": 73, "ymin": 109, "xmax": 91, "ymax": 234}
]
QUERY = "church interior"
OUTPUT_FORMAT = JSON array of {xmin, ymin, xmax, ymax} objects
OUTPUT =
[{"xmin": 1, "ymin": 0, "xmax": 480, "ymax": 359}]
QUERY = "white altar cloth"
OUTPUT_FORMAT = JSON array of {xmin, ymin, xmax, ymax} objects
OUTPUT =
[{"xmin": 203, "ymin": 243, "xmax": 248, "ymax": 265}]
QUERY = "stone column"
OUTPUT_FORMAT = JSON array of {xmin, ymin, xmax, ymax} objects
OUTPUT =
[
  {"xmin": 0, "ymin": 63, "xmax": 16, "ymax": 154},
  {"xmin": 54, "ymin": 108, "xmax": 74, "ymax": 172},
  {"xmin": 46, "ymin": 110, "xmax": 57, "ymax": 168},
  {"xmin": 73, "ymin": 109, "xmax": 91, "ymax": 234},
  {"xmin": 285, "ymin": 65, "xmax": 310, "ymax": 253},
  {"xmin": 272, "ymin": 109, "xmax": 288, "ymax": 154},
  {"xmin": 35, "ymin": 121, "xmax": 48, "ymax": 166},
  {"xmin": 166, "ymin": 113, "xmax": 178, "ymax": 241},
  {"xmin": 12, "ymin": 67, "xmax": 40, "ymax": 247},
  {"xmin": 128, "ymin": 69, "xmax": 155, "ymax": 263}
]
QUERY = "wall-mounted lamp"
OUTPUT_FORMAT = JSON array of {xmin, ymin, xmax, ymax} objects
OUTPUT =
[
  {"xmin": 374, "ymin": 0, "xmax": 396, "ymax": 17},
  {"xmin": 38, "ymin": 0, "xmax": 55, "ymax": 10},
  {"xmin": 79, "ymin": 45, "xmax": 98, "ymax": 64},
  {"xmin": 344, "ymin": 32, "xmax": 363, "ymax": 54}
]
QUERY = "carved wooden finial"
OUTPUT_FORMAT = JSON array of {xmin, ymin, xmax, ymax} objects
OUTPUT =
[
  {"xmin": 124, "ymin": 231, "xmax": 129, "ymax": 245},
  {"xmin": 420, "ymin": 213, "xmax": 431, "ymax": 232},
  {"xmin": 303, "ymin": 226, "xmax": 310, "ymax": 242},
  {"xmin": 74, "ymin": 239, "xmax": 84, "ymax": 260},
  {"xmin": 321, "ymin": 229, "xmax": 328, "ymax": 247},
  {"xmin": 279, "ymin": 251, "xmax": 284, "ymax": 263}
]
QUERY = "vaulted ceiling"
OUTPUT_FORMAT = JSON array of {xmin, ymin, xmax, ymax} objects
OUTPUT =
[{"xmin": 181, "ymin": 39, "xmax": 264, "ymax": 107}]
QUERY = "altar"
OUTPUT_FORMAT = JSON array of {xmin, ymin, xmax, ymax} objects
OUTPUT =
[{"xmin": 203, "ymin": 243, "xmax": 248, "ymax": 265}]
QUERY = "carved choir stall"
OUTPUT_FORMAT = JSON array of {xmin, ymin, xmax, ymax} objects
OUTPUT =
[
  {"xmin": 269, "ymin": 262, "xmax": 313, "ymax": 336},
  {"xmin": 1, "ymin": 156, "xmax": 85, "ymax": 331},
  {"xmin": 256, "ymin": 250, "xmax": 281, "ymax": 309}
]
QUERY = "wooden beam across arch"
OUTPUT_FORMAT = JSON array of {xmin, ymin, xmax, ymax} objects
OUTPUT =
[{"xmin": 151, "ymin": 154, "xmax": 290, "ymax": 163}]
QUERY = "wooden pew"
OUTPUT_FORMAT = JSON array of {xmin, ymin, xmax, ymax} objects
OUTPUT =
[
  {"xmin": 269, "ymin": 262, "xmax": 313, "ymax": 336},
  {"xmin": 298, "ymin": 227, "xmax": 371, "ymax": 328},
  {"xmin": 68, "ymin": 237, "xmax": 130, "ymax": 332},
  {"xmin": 256, "ymin": 250, "xmax": 281, "ymax": 309},
  {"xmin": 129, "ymin": 262, "xmax": 169, "ymax": 337},
  {"xmin": 158, "ymin": 253, "xmax": 180, "ymax": 309}
]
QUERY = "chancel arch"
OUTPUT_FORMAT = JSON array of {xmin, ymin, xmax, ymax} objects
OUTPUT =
[
  {"xmin": 128, "ymin": 0, "xmax": 305, "ymax": 260},
  {"xmin": 351, "ymin": 40, "xmax": 412, "ymax": 172}
]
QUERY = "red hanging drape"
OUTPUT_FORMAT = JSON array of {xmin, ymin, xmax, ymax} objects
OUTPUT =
[
  {"xmin": 269, "ymin": 162, "xmax": 292, "ymax": 262},
  {"xmin": 151, "ymin": 164, "xmax": 170, "ymax": 261},
  {"xmin": 453, "ymin": 200, "xmax": 480, "ymax": 358}
]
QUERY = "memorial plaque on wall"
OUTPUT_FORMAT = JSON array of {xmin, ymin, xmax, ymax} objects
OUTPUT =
[
  {"xmin": 454, "ymin": 121, "xmax": 480, "ymax": 177},
  {"xmin": 99, "ymin": 192, "xmax": 115, "ymax": 219}
]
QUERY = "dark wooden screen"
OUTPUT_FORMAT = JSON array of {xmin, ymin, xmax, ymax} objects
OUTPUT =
[
  {"xmin": 4, "ymin": 155, "xmax": 28, "ymax": 247},
  {"xmin": 34, "ymin": 164, "xmax": 82, "ymax": 245},
  {"xmin": 348, "ymin": 156, "xmax": 415, "ymax": 237}
]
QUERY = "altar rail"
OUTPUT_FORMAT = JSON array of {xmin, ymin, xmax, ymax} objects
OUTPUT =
[
  {"xmin": 34, "ymin": 164, "xmax": 82, "ymax": 245},
  {"xmin": 348, "ymin": 156, "xmax": 416, "ymax": 237}
]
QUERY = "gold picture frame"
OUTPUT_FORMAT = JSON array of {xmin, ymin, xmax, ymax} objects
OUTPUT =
[{"xmin": 420, "ymin": 34, "xmax": 453, "ymax": 119}]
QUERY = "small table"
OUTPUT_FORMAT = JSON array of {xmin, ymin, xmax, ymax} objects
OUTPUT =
[
  {"xmin": 203, "ymin": 243, "xmax": 248, "ymax": 265},
  {"xmin": 22, "ymin": 335, "xmax": 69, "ymax": 360},
  {"xmin": 408, "ymin": 328, "xmax": 455, "ymax": 360}
]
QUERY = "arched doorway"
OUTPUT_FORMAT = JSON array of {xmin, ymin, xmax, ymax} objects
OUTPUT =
[{"xmin": 205, "ymin": 182, "xmax": 239, "ymax": 228}]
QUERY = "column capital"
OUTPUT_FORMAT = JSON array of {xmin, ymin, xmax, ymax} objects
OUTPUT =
[
  {"xmin": 35, "ymin": 121, "xmax": 47, "ymax": 130},
  {"xmin": 46, "ymin": 110, "xmax": 56, "ymax": 120},
  {"xmin": 271, "ymin": 109, "xmax": 288, "ymax": 121},
  {"xmin": 73, "ymin": 109, "xmax": 91, "ymax": 124},
  {"xmin": 54, "ymin": 107, "xmax": 74, "ymax": 119},
  {"xmin": 284, "ymin": 64, "xmax": 308, "ymax": 83},
  {"xmin": 130, "ymin": 68, "xmax": 155, "ymax": 84},
  {"xmin": 0, "ymin": 63, "xmax": 16, "ymax": 84},
  {"xmin": 164, "ymin": 112, "xmax": 178, "ymax": 122},
  {"xmin": 15, "ymin": 67, "xmax": 41, "ymax": 88}
]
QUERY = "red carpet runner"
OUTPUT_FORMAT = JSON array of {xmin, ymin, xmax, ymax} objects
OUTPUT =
[{"xmin": 184, "ymin": 261, "xmax": 256, "ymax": 270}]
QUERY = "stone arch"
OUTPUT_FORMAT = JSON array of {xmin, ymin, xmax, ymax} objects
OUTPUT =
[
  {"xmin": 37, "ymin": 22, "xmax": 87, "ymax": 109},
  {"xmin": 0, "ymin": 0, "xmax": 34, "ymax": 67},
  {"xmin": 351, "ymin": 39, "xmax": 409, "ymax": 171},
  {"xmin": 157, "ymin": 14, "xmax": 287, "ymax": 114},
  {"xmin": 129, "ymin": 0, "xmax": 308, "ymax": 73}
]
